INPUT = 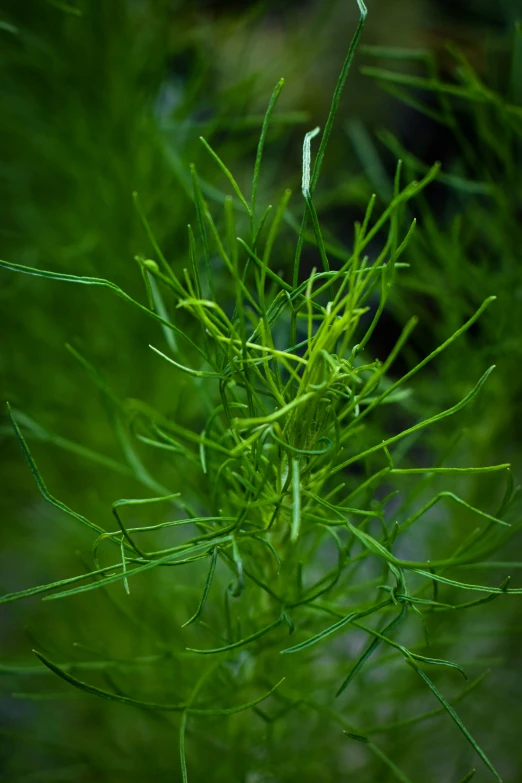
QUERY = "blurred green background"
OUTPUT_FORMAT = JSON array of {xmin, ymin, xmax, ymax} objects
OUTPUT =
[{"xmin": 1, "ymin": 0, "xmax": 521, "ymax": 781}]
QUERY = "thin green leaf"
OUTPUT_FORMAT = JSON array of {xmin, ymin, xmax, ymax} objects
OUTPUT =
[
  {"xmin": 407, "ymin": 659, "xmax": 502, "ymax": 782},
  {"xmin": 291, "ymin": 458, "xmax": 301, "ymax": 542},
  {"xmin": 0, "ymin": 259, "xmax": 202, "ymax": 355},
  {"xmin": 7, "ymin": 403, "xmax": 104, "ymax": 535},
  {"xmin": 199, "ymin": 137, "xmax": 251, "ymax": 216},
  {"xmin": 33, "ymin": 650, "xmax": 186, "ymax": 711},
  {"xmin": 187, "ymin": 614, "xmax": 285, "ymax": 655},
  {"xmin": 182, "ymin": 547, "xmax": 218, "ymax": 628},
  {"xmin": 252, "ymin": 78, "xmax": 285, "ymax": 221}
]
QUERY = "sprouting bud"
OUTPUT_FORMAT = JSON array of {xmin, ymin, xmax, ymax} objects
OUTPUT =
[{"xmin": 142, "ymin": 259, "xmax": 159, "ymax": 274}]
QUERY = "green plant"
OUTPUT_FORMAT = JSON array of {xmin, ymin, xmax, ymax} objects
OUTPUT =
[
  {"xmin": 2, "ymin": 3, "xmax": 521, "ymax": 781},
  {"xmin": 0, "ymin": 0, "xmax": 309, "ymax": 499},
  {"xmin": 349, "ymin": 31, "xmax": 522, "ymax": 468}
]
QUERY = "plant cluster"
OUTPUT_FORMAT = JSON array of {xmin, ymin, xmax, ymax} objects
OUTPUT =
[{"xmin": 2, "ymin": 3, "xmax": 521, "ymax": 782}]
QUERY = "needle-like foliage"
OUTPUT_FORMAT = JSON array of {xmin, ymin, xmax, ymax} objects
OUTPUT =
[{"xmin": 1, "ymin": 3, "xmax": 521, "ymax": 781}]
